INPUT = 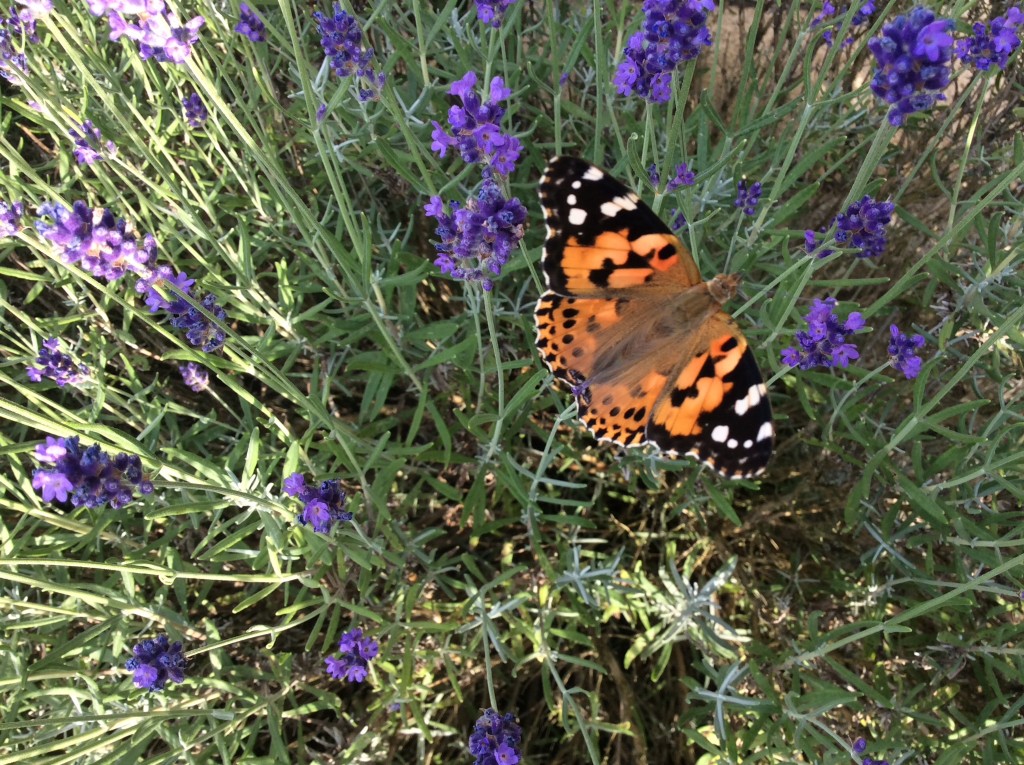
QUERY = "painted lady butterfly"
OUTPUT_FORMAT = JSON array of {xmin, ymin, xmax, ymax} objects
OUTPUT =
[{"xmin": 534, "ymin": 157, "xmax": 774, "ymax": 479}]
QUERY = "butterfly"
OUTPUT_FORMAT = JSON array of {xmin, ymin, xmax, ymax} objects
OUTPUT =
[{"xmin": 534, "ymin": 156, "xmax": 773, "ymax": 479}]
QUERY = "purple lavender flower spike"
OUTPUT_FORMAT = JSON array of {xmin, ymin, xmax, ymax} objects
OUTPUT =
[
  {"xmin": 430, "ymin": 71, "xmax": 522, "ymax": 176},
  {"xmin": 806, "ymin": 195, "xmax": 895, "ymax": 259},
  {"xmin": 0, "ymin": 5, "xmax": 39, "ymax": 83},
  {"xmin": 956, "ymin": 6, "xmax": 1023, "ymax": 71},
  {"xmin": 92, "ymin": 0, "xmax": 203, "ymax": 64},
  {"xmin": 735, "ymin": 179, "xmax": 762, "ymax": 215},
  {"xmin": 888, "ymin": 324, "xmax": 925, "ymax": 379},
  {"xmin": 324, "ymin": 628, "xmax": 378, "ymax": 683},
  {"xmin": 313, "ymin": 3, "xmax": 386, "ymax": 101},
  {"xmin": 26, "ymin": 337, "xmax": 91, "ymax": 386},
  {"xmin": 32, "ymin": 435, "xmax": 154, "ymax": 509},
  {"xmin": 182, "ymin": 92, "xmax": 207, "ymax": 128},
  {"xmin": 179, "ymin": 361, "xmax": 209, "ymax": 391},
  {"xmin": 234, "ymin": 3, "xmax": 265, "ymax": 42},
  {"xmin": 613, "ymin": 1, "xmax": 716, "ymax": 103},
  {"xmin": 781, "ymin": 297, "xmax": 864, "ymax": 370},
  {"xmin": 125, "ymin": 635, "xmax": 186, "ymax": 691},
  {"xmin": 283, "ymin": 472, "xmax": 352, "ymax": 532},
  {"xmin": 0, "ymin": 200, "xmax": 25, "ymax": 237},
  {"xmin": 69, "ymin": 120, "xmax": 116, "ymax": 165},
  {"xmin": 469, "ymin": 708, "xmax": 523, "ymax": 765},
  {"xmin": 475, "ymin": 0, "xmax": 517, "ymax": 28},
  {"xmin": 867, "ymin": 6, "xmax": 954, "ymax": 126},
  {"xmin": 811, "ymin": 1, "xmax": 876, "ymax": 48},
  {"xmin": 425, "ymin": 180, "xmax": 527, "ymax": 291},
  {"xmin": 36, "ymin": 201, "xmax": 156, "ymax": 281}
]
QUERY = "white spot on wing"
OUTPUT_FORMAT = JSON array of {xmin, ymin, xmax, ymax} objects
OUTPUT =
[
  {"xmin": 735, "ymin": 384, "xmax": 762, "ymax": 416},
  {"xmin": 600, "ymin": 195, "xmax": 639, "ymax": 218},
  {"xmin": 583, "ymin": 166, "xmax": 604, "ymax": 181},
  {"xmin": 756, "ymin": 421, "xmax": 773, "ymax": 442},
  {"xmin": 568, "ymin": 208, "xmax": 587, "ymax": 226},
  {"xmin": 744, "ymin": 439, "xmax": 753, "ymax": 448},
  {"xmin": 571, "ymin": 180, "xmax": 582, "ymax": 189},
  {"xmin": 711, "ymin": 425, "xmax": 729, "ymax": 443},
  {"xmin": 567, "ymin": 194, "xmax": 576, "ymax": 205},
  {"xmin": 727, "ymin": 438, "xmax": 738, "ymax": 449}
]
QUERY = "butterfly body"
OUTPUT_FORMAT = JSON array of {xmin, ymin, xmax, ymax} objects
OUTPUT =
[{"xmin": 534, "ymin": 156, "xmax": 774, "ymax": 479}]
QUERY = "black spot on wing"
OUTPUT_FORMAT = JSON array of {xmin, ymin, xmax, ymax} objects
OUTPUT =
[
  {"xmin": 655, "ymin": 242, "xmax": 677, "ymax": 260},
  {"xmin": 587, "ymin": 249, "xmax": 662, "ymax": 289}
]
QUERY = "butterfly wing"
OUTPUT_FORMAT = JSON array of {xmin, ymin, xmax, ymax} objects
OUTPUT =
[
  {"xmin": 535, "ymin": 292, "xmax": 672, "ymax": 448},
  {"xmin": 646, "ymin": 313, "xmax": 774, "ymax": 478},
  {"xmin": 536, "ymin": 295, "xmax": 773, "ymax": 477},
  {"xmin": 538, "ymin": 156, "xmax": 701, "ymax": 296}
]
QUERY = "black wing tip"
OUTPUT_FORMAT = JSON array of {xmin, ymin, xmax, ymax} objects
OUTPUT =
[
  {"xmin": 545, "ymin": 155, "xmax": 589, "ymax": 170},
  {"xmin": 542, "ymin": 156, "xmax": 603, "ymax": 182}
]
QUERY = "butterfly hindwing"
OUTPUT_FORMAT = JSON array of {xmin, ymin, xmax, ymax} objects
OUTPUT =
[
  {"xmin": 646, "ymin": 317, "xmax": 773, "ymax": 478},
  {"xmin": 534, "ymin": 156, "xmax": 774, "ymax": 479}
]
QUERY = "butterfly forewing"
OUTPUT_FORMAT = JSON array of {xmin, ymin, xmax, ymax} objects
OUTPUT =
[
  {"xmin": 539, "ymin": 156, "xmax": 701, "ymax": 296},
  {"xmin": 534, "ymin": 156, "xmax": 774, "ymax": 479}
]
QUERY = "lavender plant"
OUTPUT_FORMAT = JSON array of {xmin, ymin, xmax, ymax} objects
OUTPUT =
[{"xmin": 1, "ymin": 2, "xmax": 1022, "ymax": 764}]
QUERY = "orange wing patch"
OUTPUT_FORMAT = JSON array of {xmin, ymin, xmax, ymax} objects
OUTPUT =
[
  {"xmin": 646, "ymin": 324, "xmax": 773, "ymax": 477},
  {"xmin": 559, "ymin": 230, "xmax": 691, "ymax": 293}
]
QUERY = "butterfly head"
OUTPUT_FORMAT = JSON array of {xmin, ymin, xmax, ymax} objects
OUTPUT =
[{"xmin": 707, "ymin": 273, "xmax": 740, "ymax": 306}]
